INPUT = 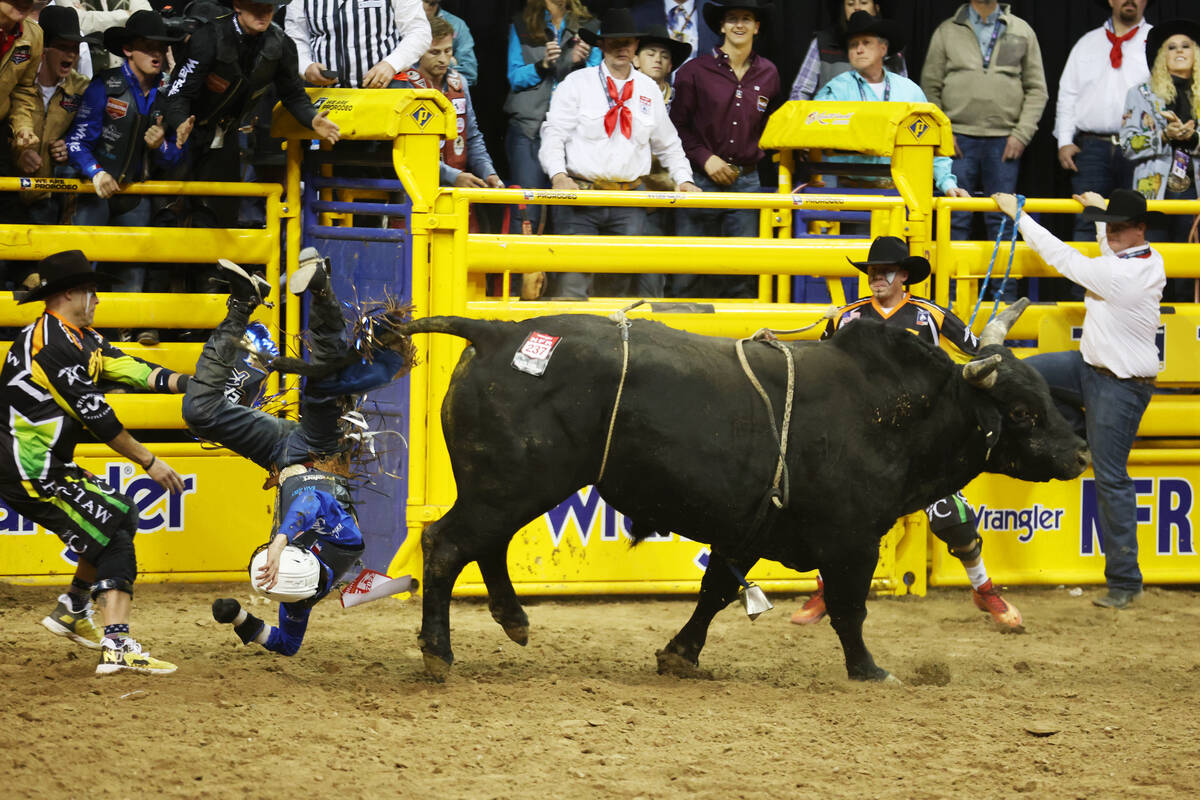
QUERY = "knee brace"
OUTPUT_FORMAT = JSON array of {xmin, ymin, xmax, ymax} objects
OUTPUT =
[
  {"xmin": 92, "ymin": 525, "xmax": 137, "ymax": 596},
  {"xmin": 937, "ymin": 521, "xmax": 983, "ymax": 563},
  {"xmin": 90, "ymin": 577, "xmax": 134, "ymax": 601}
]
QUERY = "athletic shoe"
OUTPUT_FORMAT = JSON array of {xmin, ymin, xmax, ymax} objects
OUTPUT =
[
  {"xmin": 212, "ymin": 598, "xmax": 241, "ymax": 623},
  {"xmin": 1092, "ymin": 588, "xmax": 1143, "ymax": 609},
  {"xmin": 789, "ymin": 578, "xmax": 826, "ymax": 625},
  {"xmin": 972, "ymin": 579, "xmax": 1024, "ymax": 630},
  {"xmin": 290, "ymin": 247, "xmax": 329, "ymax": 295},
  {"xmin": 41, "ymin": 594, "xmax": 102, "ymax": 650},
  {"xmin": 95, "ymin": 637, "xmax": 177, "ymax": 676},
  {"xmin": 217, "ymin": 258, "xmax": 271, "ymax": 305}
]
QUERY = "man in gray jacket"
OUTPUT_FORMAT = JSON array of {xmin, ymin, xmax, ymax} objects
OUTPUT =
[{"xmin": 921, "ymin": 0, "xmax": 1047, "ymax": 250}]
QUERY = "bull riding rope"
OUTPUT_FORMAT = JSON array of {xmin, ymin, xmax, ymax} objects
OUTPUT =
[
  {"xmin": 597, "ymin": 300, "xmax": 647, "ymax": 483},
  {"xmin": 970, "ymin": 194, "xmax": 1025, "ymax": 329}
]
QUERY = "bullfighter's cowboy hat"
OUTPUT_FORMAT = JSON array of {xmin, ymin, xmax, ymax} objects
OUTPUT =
[
  {"xmin": 579, "ymin": 9, "xmax": 646, "ymax": 46},
  {"xmin": 637, "ymin": 24, "xmax": 693, "ymax": 68},
  {"xmin": 17, "ymin": 251, "xmax": 116, "ymax": 305},
  {"xmin": 847, "ymin": 236, "xmax": 931, "ymax": 285},
  {"xmin": 842, "ymin": 10, "xmax": 905, "ymax": 54},
  {"xmin": 38, "ymin": 6, "xmax": 103, "ymax": 46},
  {"xmin": 1145, "ymin": 18, "xmax": 1200, "ymax": 67},
  {"xmin": 102, "ymin": 10, "xmax": 182, "ymax": 55},
  {"xmin": 1080, "ymin": 188, "xmax": 1167, "ymax": 226},
  {"xmin": 702, "ymin": 0, "xmax": 772, "ymax": 35}
]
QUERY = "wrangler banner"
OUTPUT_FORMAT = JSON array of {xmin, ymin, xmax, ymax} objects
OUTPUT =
[
  {"xmin": 0, "ymin": 454, "xmax": 273, "ymax": 585},
  {"xmin": 931, "ymin": 454, "xmax": 1200, "ymax": 586}
]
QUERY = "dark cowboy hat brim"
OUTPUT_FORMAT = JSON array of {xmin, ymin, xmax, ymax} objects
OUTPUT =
[
  {"xmin": 579, "ymin": 28, "xmax": 646, "ymax": 45},
  {"xmin": 637, "ymin": 34, "xmax": 693, "ymax": 68},
  {"xmin": 843, "ymin": 12, "xmax": 906, "ymax": 53},
  {"xmin": 702, "ymin": 1, "xmax": 772, "ymax": 36},
  {"xmin": 102, "ymin": 27, "xmax": 181, "ymax": 55},
  {"xmin": 1145, "ymin": 19, "xmax": 1200, "ymax": 67},
  {"xmin": 846, "ymin": 255, "xmax": 931, "ymax": 285},
  {"xmin": 17, "ymin": 270, "xmax": 118, "ymax": 305},
  {"xmin": 1080, "ymin": 205, "xmax": 1168, "ymax": 226}
]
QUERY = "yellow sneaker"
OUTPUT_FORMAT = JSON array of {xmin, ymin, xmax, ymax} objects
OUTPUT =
[
  {"xmin": 41, "ymin": 594, "xmax": 102, "ymax": 650},
  {"xmin": 96, "ymin": 637, "xmax": 177, "ymax": 676}
]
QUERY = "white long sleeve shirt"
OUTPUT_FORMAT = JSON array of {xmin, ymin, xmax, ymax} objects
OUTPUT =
[
  {"xmin": 285, "ymin": 0, "xmax": 431, "ymax": 88},
  {"xmin": 1018, "ymin": 214, "xmax": 1164, "ymax": 379},
  {"xmin": 538, "ymin": 61, "xmax": 693, "ymax": 186},
  {"xmin": 1054, "ymin": 20, "xmax": 1151, "ymax": 148}
]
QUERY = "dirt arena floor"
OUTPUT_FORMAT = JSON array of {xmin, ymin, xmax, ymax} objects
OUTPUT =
[{"xmin": 2, "ymin": 581, "xmax": 1199, "ymax": 799}]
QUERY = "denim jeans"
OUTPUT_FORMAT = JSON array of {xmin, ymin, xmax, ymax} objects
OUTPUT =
[
  {"xmin": 671, "ymin": 171, "xmax": 761, "ymax": 298},
  {"xmin": 551, "ymin": 204, "xmax": 646, "ymax": 298},
  {"xmin": 505, "ymin": 122, "xmax": 548, "ymax": 234},
  {"xmin": 72, "ymin": 195, "xmax": 162, "ymax": 292},
  {"xmin": 1024, "ymin": 350, "xmax": 1153, "ymax": 591},
  {"xmin": 1071, "ymin": 135, "xmax": 1134, "ymax": 241},
  {"xmin": 950, "ymin": 134, "xmax": 1020, "ymax": 242}
]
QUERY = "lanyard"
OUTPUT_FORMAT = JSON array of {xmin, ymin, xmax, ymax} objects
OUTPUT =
[
  {"xmin": 598, "ymin": 66, "xmax": 627, "ymax": 110},
  {"xmin": 980, "ymin": 18, "xmax": 1007, "ymax": 69},
  {"xmin": 857, "ymin": 73, "xmax": 890, "ymax": 102}
]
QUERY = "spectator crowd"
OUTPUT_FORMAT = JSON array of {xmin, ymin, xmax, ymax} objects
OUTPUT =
[{"xmin": 0, "ymin": 0, "xmax": 1196, "ymax": 303}]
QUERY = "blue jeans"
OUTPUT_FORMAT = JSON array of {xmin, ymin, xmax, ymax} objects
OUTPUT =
[
  {"xmin": 265, "ymin": 602, "xmax": 312, "ymax": 656},
  {"xmin": 551, "ymin": 204, "xmax": 646, "ymax": 298},
  {"xmin": 950, "ymin": 134, "xmax": 1020, "ymax": 242},
  {"xmin": 1024, "ymin": 351, "xmax": 1153, "ymax": 592},
  {"xmin": 1071, "ymin": 135, "xmax": 1134, "ymax": 241},
  {"xmin": 72, "ymin": 194, "xmax": 160, "ymax": 292},
  {"xmin": 671, "ymin": 171, "xmax": 761, "ymax": 298},
  {"xmin": 505, "ymin": 122, "xmax": 548, "ymax": 234}
]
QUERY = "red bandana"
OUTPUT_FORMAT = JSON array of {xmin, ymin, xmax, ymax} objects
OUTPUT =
[
  {"xmin": 604, "ymin": 76, "xmax": 633, "ymax": 139},
  {"xmin": 1105, "ymin": 25, "xmax": 1139, "ymax": 69}
]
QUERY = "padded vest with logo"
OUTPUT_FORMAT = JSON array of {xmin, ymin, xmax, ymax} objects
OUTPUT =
[
  {"xmin": 194, "ymin": 17, "xmax": 287, "ymax": 131},
  {"xmin": 93, "ymin": 67, "xmax": 151, "ymax": 183},
  {"xmin": 274, "ymin": 468, "xmax": 361, "ymax": 583},
  {"xmin": 403, "ymin": 68, "xmax": 468, "ymax": 170}
]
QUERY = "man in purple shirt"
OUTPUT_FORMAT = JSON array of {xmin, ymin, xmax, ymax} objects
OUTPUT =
[{"xmin": 668, "ymin": 0, "xmax": 779, "ymax": 298}]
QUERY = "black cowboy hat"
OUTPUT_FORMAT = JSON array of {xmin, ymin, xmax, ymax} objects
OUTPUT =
[
  {"xmin": 847, "ymin": 236, "xmax": 931, "ymax": 285},
  {"xmin": 1081, "ymin": 188, "xmax": 1167, "ymax": 225},
  {"xmin": 824, "ymin": 0, "xmax": 894, "ymax": 26},
  {"xmin": 17, "ymin": 251, "xmax": 116, "ymax": 305},
  {"xmin": 39, "ymin": 6, "xmax": 102, "ymax": 46},
  {"xmin": 1145, "ymin": 19, "xmax": 1200, "ymax": 67},
  {"xmin": 102, "ymin": 10, "xmax": 182, "ymax": 55},
  {"xmin": 842, "ymin": 10, "xmax": 905, "ymax": 54},
  {"xmin": 578, "ymin": 9, "xmax": 644, "ymax": 46},
  {"xmin": 637, "ymin": 24, "xmax": 692, "ymax": 69},
  {"xmin": 702, "ymin": 0, "xmax": 772, "ymax": 36}
]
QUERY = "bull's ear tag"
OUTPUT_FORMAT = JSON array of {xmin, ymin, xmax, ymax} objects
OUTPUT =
[
  {"xmin": 739, "ymin": 583, "xmax": 773, "ymax": 621},
  {"xmin": 512, "ymin": 331, "xmax": 562, "ymax": 377}
]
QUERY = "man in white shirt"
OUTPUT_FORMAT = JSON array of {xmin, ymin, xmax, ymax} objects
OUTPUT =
[
  {"xmin": 539, "ymin": 8, "xmax": 698, "ymax": 299},
  {"xmin": 286, "ymin": 0, "xmax": 430, "ymax": 89},
  {"xmin": 1055, "ymin": 0, "xmax": 1152, "ymax": 241},
  {"xmin": 994, "ymin": 189, "xmax": 1164, "ymax": 610}
]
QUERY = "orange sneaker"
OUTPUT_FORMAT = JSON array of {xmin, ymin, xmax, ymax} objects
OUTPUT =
[
  {"xmin": 972, "ymin": 579, "xmax": 1024, "ymax": 631},
  {"xmin": 789, "ymin": 578, "xmax": 827, "ymax": 625}
]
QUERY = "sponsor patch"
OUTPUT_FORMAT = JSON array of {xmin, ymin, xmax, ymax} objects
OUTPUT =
[
  {"xmin": 205, "ymin": 72, "xmax": 230, "ymax": 92},
  {"xmin": 60, "ymin": 93, "xmax": 81, "ymax": 113},
  {"xmin": 453, "ymin": 136, "xmax": 465, "ymax": 155},
  {"xmin": 451, "ymin": 97, "xmax": 467, "ymax": 115},
  {"xmin": 105, "ymin": 98, "xmax": 128, "ymax": 119},
  {"xmin": 757, "ymin": 95, "xmax": 768, "ymax": 111},
  {"xmin": 10, "ymin": 45, "xmax": 31, "ymax": 65},
  {"xmin": 446, "ymin": 71, "xmax": 461, "ymax": 91},
  {"xmin": 455, "ymin": 116, "xmax": 465, "ymax": 134},
  {"xmin": 512, "ymin": 331, "xmax": 562, "ymax": 377},
  {"xmin": 639, "ymin": 94, "xmax": 652, "ymax": 115}
]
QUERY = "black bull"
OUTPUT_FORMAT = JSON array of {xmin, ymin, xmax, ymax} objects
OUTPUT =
[{"xmin": 398, "ymin": 300, "xmax": 1089, "ymax": 681}]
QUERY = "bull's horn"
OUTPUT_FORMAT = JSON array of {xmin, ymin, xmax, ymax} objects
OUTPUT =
[
  {"xmin": 978, "ymin": 297, "xmax": 1031, "ymax": 349},
  {"xmin": 962, "ymin": 353, "xmax": 1003, "ymax": 388}
]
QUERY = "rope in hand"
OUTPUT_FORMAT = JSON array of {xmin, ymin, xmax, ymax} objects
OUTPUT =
[
  {"xmin": 597, "ymin": 299, "xmax": 646, "ymax": 484},
  {"xmin": 970, "ymin": 194, "xmax": 1025, "ymax": 329}
]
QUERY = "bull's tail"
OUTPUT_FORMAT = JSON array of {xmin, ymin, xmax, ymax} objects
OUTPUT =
[{"xmin": 393, "ymin": 316, "xmax": 507, "ymax": 350}]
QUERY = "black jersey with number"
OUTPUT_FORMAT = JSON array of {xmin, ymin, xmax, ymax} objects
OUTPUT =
[{"xmin": 822, "ymin": 294, "xmax": 980, "ymax": 362}]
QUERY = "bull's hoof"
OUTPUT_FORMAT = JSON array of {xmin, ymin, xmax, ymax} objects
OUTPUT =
[
  {"xmin": 848, "ymin": 665, "xmax": 893, "ymax": 682},
  {"xmin": 422, "ymin": 652, "xmax": 453, "ymax": 682},
  {"xmin": 502, "ymin": 624, "xmax": 529, "ymax": 646},
  {"xmin": 655, "ymin": 648, "xmax": 714, "ymax": 679}
]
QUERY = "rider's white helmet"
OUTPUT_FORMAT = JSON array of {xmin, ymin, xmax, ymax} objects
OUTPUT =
[{"xmin": 249, "ymin": 544, "xmax": 322, "ymax": 603}]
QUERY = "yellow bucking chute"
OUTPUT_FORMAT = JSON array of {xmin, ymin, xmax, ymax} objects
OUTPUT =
[{"xmin": 761, "ymin": 100, "xmax": 954, "ymax": 157}]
